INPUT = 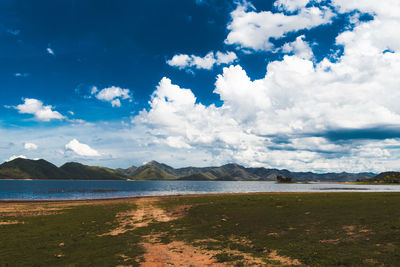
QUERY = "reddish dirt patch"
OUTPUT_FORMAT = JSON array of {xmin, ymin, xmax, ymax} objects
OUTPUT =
[
  {"xmin": 139, "ymin": 235, "xmax": 270, "ymax": 266},
  {"xmin": 342, "ymin": 225, "xmax": 356, "ymax": 235},
  {"xmin": 140, "ymin": 236, "xmax": 227, "ymax": 267},
  {"xmin": 268, "ymin": 250, "xmax": 302, "ymax": 266},
  {"xmin": 100, "ymin": 198, "xmax": 188, "ymax": 236},
  {"xmin": 0, "ymin": 220, "xmax": 23, "ymax": 225}
]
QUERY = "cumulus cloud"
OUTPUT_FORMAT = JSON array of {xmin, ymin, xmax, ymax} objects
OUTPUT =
[
  {"xmin": 14, "ymin": 98, "xmax": 65, "ymax": 122},
  {"xmin": 92, "ymin": 86, "xmax": 131, "ymax": 107},
  {"xmin": 24, "ymin": 142, "xmax": 38, "ymax": 150},
  {"xmin": 225, "ymin": 1, "xmax": 334, "ymax": 51},
  {"xmin": 3, "ymin": 0, "xmax": 400, "ymax": 173},
  {"xmin": 65, "ymin": 139, "xmax": 101, "ymax": 157},
  {"xmin": 133, "ymin": 0, "xmax": 400, "ymax": 172},
  {"xmin": 167, "ymin": 51, "xmax": 238, "ymax": 70},
  {"xmin": 281, "ymin": 35, "xmax": 314, "ymax": 60},
  {"xmin": 167, "ymin": 54, "xmax": 191, "ymax": 69}
]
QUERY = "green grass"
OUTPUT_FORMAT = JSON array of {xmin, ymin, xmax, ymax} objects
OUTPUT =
[
  {"xmin": 2, "ymin": 193, "xmax": 400, "ymax": 266},
  {"xmin": 155, "ymin": 193, "xmax": 400, "ymax": 266},
  {"xmin": 0, "ymin": 203, "xmax": 143, "ymax": 266}
]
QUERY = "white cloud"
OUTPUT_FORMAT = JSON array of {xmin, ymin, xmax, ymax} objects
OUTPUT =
[
  {"xmin": 191, "ymin": 52, "xmax": 216, "ymax": 70},
  {"xmin": 3, "ymin": 0, "xmax": 400, "ymax": 173},
  {"xmin": 14, "ymin": 98, "xmax": 65, "ymax": 122},
  {"xmin": 332, "ymin": 0, "xmax": 400, "ymax": 18},
  {"xmin": 215, "ymin": 51, "xmax": 238, "ymax": 64},
  {"xmin": 133, "ymin": 0, "xmax": 400, "ymax": 172},
  {"xmin": 225, "ymin": 1, "xmax": 334, "ymax": 51},
  {"xmin": 166, "ymin": 54, "xmax": 191, "ymax": 69},
  {"xmin": 24, "ymin": 142, "xmax": 38, "ymax": 151},
  {"xmin": 111, "ymin": 99, "xmax": 121, "ymax": 107},
  {"xmin": 90, "ymin": 86, "xmax": 98, "ymax": 95},
  {"xmin": 92, "ymin": 86, "xmax": 131, "ymax": 107},
  {"xmin": 167, "ymin": 51, "xmax": 237, "ymax": 70},
  {"xmin": 164, "ymin": 136, "xmax": 192, "ymax": 149},
  {"xmin": 46, "ymin": 47, "xmax": 55, "ymax": 56},
  {"xmin": 281, "ymin": 35, "xmax": 314, "ymax": 59},
  {"xmin": 65, "ymin": 139, "xmax": 101, "ymax": 157}
]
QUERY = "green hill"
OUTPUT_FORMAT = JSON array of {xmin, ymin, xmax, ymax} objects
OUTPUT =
[
  {"xmin": 358, "ymin": 172, "xmax": 400, "ymax": 184},
  {"xmin": 60, "ymin": 162, "xmax": 127, "ymax": 180},
  {"xmin": 0, "ymin": 158, "xmax": 67, "ymax": 179},
  {"xmin": 131, "ymin": 166, "xmax": 176, "ymax": 180},
  {"xmin": 0, "ymin": 158, "xmax": 127, "ymax": 180},
  {"xmin": 0, "ymin": 158, "xmax": 378, "ymax": 181}
]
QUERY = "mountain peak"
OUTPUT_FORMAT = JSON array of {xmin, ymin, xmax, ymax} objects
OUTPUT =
[{"xmin": 146, "ymin": 160, "xmax": 161, "ymax": 165}]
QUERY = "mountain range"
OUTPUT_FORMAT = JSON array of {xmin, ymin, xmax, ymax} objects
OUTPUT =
[{"xmin": 0, "ymin": 158, "xmax": 377, "ymax": 182}]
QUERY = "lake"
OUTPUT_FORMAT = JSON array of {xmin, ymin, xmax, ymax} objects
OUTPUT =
[{"xmin": 1, "ymin": 180, "xmax": 400, "ymax": 200}]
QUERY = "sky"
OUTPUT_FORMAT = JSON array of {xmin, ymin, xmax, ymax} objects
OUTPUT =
[{"xmin": 1, "ymin": 0, "xmax": 400, "ymax": 173}]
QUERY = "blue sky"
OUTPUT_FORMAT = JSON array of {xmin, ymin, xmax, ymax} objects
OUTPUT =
[{"xmin": 1, "ymin": 0, "xmax": 400, "ymax": 172}]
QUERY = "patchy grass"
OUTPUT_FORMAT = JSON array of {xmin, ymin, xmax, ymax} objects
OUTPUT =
[
  {"xmin": 0, "ymin": 203, "xmax": 143, "ymax": 266},
  {"xmin": 155, "ymin": 193, "xmax": 400, "ymax": 266},
  {"xmin": 1, "ymin": 193, "xmax": 400, "ymax": 266}
]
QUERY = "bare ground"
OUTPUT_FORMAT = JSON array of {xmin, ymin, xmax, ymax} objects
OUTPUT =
[
  {"xmin": 1, "ymin": 196, "xmax": 303, "ymax": 266},
  {"xmin": 100, "ymin": 197, "xmax": 301, "ymax": 266}
]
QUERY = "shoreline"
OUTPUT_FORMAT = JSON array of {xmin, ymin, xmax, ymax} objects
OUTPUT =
[
  {"xmin": 0, "ymin": 179, "xmax": 353, "ymax": 183},
  {"xmin": 2, "ymin": 191, "xmax": 399, "ymax": 204}
]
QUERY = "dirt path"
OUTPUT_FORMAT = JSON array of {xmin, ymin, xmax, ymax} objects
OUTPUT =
[
  {"xmin": 2, "ymin": 196, "xmax": 302, "ymax": 266},
  {"xmin": 100, "ymin": 198, "xmax": 179, "ymax": 236},
  {"xmin": 104, "ymin": 198, "xmax": 301, "ymax": 266},
  {"xmin": 102, "ymin": 198, "xmax": 231, "ymax": 265}
]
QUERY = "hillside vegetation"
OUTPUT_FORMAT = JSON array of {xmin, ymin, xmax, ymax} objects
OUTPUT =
[
  {"xmin": 0, "ymin": 158, "xmax": 127, "ymax": 180},
  {"xmin": 0, "ymin": 158, "xmax": 377, "ymax": 182},
  {"xmin": 357, "ymin": 171, "xmax": 400, "ymax": 184}
]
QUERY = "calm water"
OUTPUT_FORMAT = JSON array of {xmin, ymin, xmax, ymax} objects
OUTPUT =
[{"xmin": 1, "ymin": 180, "xmax": 400, "ymax": 200}]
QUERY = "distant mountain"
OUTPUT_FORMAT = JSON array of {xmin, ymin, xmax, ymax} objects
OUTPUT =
[
  {"xmin": 120, "ymin": 161, "xmax": 176, "ymax": 180},
  {"xmin": 118, "ymin": 161, "xmax": 375, "ymax": 182},
  {"xmin": 358, "ymin": 172, "xmax": 400, "ymax": 184},
  {"xmin": 0, "ymin": 158, "xmax": 376, "ymax": 182},
  {"xmin": 0, "ymin": 158, "xmax": 67, "ymax": 179},
  {"xmin": 116, "ymin": 166, "xmax": 137, "ymax": 176},
  {"xmin": 60, "ymin": 162, "xmax": 127, "ymax": 180},
  {"xmin": 0, "ymin": 158, "xmax": 127, "ymax": 180}
]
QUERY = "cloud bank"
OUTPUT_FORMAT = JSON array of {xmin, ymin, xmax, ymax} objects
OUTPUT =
[
  {"xmin": 3, "ymin": 0, "xmax": 400, "ymax": 173},
  {"xmin": 132, "ymin": 0, "xmax": 400, "ymax": 172}
]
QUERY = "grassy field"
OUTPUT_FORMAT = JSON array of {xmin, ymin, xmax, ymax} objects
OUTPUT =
[{"xmin": 1, "ymin": 193, "xmax": 400, "ymax": 266}]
